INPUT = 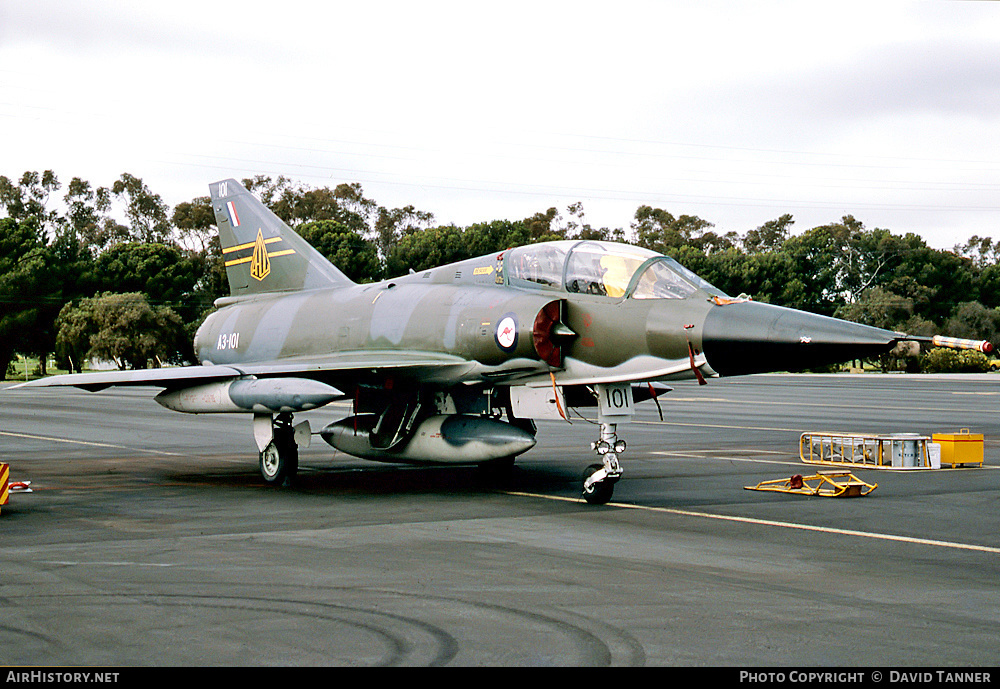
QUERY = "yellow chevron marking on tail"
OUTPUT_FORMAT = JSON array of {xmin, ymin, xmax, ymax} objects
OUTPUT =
[{"xmin": 250, "ymin": 229, "xmax": 271, "ymax": 281}]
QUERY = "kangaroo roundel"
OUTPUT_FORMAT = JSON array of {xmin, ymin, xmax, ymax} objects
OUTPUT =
[{"xmin": 495, "ymin": 314, "xmax": 518, "ymax": 352}]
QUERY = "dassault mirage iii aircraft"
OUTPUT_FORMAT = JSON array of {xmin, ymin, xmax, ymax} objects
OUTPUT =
[{"xmin": 14, "ymin": 179, "xmax": 993, "ymax": 503}]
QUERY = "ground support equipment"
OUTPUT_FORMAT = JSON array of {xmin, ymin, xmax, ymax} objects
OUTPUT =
[
  {"xmin": 800, "ymin": 432, "xmax": 938, "ymax": 470},
  {"xmin": 744, "ymin": 470, "xmax": 877, "ymax": 498},
  {"xmin": 932, "ymin": 429, "xmax": 984, "ymax": 468}
]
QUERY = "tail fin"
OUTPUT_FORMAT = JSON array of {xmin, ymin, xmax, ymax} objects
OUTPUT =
[{"xmin": 210, "ymin": 178, "xmax": 354, "ymax": 296}]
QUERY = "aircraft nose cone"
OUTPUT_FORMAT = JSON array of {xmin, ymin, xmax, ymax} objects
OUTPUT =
[{"xmin": 701, "ymin": 301, "xmax": 899, "ymax": 376}]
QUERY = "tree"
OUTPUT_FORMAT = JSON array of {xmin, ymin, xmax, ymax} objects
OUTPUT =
[
  {"xmin": 522, "ymin": 207, "xmax": 564, "ymax": 242},
  {"xmin": 887, "ymin": 244, "xmax": 977, "ymax": 324},
  {"xmin": 0, "ymin": 217, "xmax": 53, "ymax": 378},
  {"xmin": 297, "ymin": 219, "xmax": 380, "ymax": 282},
  {"xmin": 834, "ymin": 287, "xmax": 934, "ymax": 372},
  {"xmin": 780, "ymin": 217, "xmax": 861, "ymax": 315},
  {"xmin": 743, "ymin": 214, "xmax": 794, "ymax": 254},
  {"xmin": 954, "ymin": 235, "xmax": 999, "ymax": 269},
  {"xmin": 62, "ymin": 177, "xmax": 111, "ymax": 251},
  {"xmin": 0, "ymin": 170, "xmax": 62, "ymax": 238},
  {"xmin": 943, "ymin": 302, "xmax": 1000, "ymax": 347},
  {"xmin": 107, "ymin": 173, "xmax": 171, "ymax": 244},
  {"xmin": 332, "ymin": 182, "xmax": 379, "ymax": 229},
  {"xmin": 563, "ymin": 202, "xmax": 624, "ymax": 242},
  {"xmin": 385, "ymin": 224, "xmax": 467, "ymax": 277},
  {"xmin": 171, "ymin": 195, "xmax": 216, "ymax": 252},
  {"xmin": 632, "ymin": 206, "xmax": 718, "ymax": 255},
  {"xmin": 93, "ymin": 242, "xmax": 204, "ymax": 307},
  {"xmin": 55, "ymin": 292, "xmax": 186, "ymax": 370},
  {"xmin": 462, "ymin": 219, "xmax": 531, "ymax": 256},
  {"xmin": 978, "ymin": 264, "xmax": 1000, "ymax": 310},
  {"xmin": 242, "ymin": 175, "xmax": 296, "ymax": 216},
  {"xmin": 374, "ymin": 204, "xmax": 436, "ymax": 259}
]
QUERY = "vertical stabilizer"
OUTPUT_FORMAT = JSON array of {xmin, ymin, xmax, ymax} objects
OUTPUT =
[{"xmin": 210, "ymin": 178, "xmax": 354, "ymax": 295}]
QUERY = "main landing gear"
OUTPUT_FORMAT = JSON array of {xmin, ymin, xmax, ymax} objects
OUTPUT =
[
  {"xmin": 582, "ymin": 421, "xmax": 625, "ymax": 505},
  {"xmin": 256, "ymin": 412, "xmax": 301, "ymax": 486}
]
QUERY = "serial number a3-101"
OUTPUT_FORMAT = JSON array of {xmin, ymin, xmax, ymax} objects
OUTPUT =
[{"xmin": 217, "ymin": 332, "xmax": 240, "ymax": 350}]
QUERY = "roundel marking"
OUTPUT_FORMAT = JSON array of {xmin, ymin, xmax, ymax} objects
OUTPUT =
[{"xmin": 495, "ymin": 314, "xmax": 518, "ymax": 352}]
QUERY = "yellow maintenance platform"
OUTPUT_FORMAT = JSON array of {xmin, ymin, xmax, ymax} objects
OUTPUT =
[
  {"xmin": 801, "ymin": 430, "xmax": 984, "ymax": 470},
  {"xmin": 801, "ymin": 432, "xmax": 937, "ymax": 470},
  {"xmin": 745, "ymin": 470, "xmax": 877, "ymax": 498}
]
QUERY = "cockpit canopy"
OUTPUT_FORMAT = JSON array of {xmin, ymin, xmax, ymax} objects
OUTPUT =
[{"xmin": 505, "ymin": 240, "xmax": 724, "ymax": 300}]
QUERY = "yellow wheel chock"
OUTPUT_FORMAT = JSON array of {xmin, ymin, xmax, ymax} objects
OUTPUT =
[{"xmin": 744, "ymin": 470, "xmax": 877, "ymax": 498}]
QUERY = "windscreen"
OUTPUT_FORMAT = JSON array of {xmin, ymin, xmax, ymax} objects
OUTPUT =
[{"xmin": 631, "ymin": 257, "xmax": 725, "ymax": 299}]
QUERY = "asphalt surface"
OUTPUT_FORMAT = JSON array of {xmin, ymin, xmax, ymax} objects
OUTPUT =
[{"xmin": 1, "ymin": 374, "xmax": 998, "ymax": 667}]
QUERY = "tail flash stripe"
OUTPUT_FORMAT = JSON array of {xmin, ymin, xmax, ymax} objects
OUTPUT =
[
  {"xmin": 223, "ymin": 236, "xmax": 282, "ymax": 254},
  {"xmin": 226, "ymin": 201, "xmax": 240, "ymax": 227},
  {"xmin": 224, "ymin": 248, "xmax": 297, "ymax": 268}
]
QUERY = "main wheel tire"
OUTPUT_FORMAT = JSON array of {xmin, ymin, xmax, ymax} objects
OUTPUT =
[
  {"xmin": 259, "ymin": 439, "xmax": 298, "ymax": 486},
  {"xmin": 582, "ymin": 463, "xmax": 615, "ymax": 505}
]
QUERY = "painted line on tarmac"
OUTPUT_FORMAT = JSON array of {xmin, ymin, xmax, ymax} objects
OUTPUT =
[
  {"xmin": 651, "ymin": 452, "xmax": 801, "ymax": 466},
  {"xmin": 39, "ymin": 561, "xmax": 178, "ymax": 568},
  {"xmin": 636, "ymin": 419, "xmax": 804, "ymax": 433},
  {"xmin": 667, "ymin": 395, "xmax": 1000, "ymax": 412},
  {"xmin": 0, "ymin": 430, "xmax": 184, "ymax": 456},
  {"xmin": 507, "ymin": 492, "xmax": 1000, "ymax": 555}
]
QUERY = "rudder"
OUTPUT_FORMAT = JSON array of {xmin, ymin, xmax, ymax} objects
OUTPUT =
[{"xmin": 210, "ymin": 178, "xmax": 353, "ymax": 295}]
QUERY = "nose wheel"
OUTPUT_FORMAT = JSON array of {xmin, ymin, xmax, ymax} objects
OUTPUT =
[{"xmin": 581, "ymin": 423, "xmax": 625, "ymax": 505}]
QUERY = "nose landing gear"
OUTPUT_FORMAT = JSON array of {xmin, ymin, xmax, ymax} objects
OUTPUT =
[{"xmin": 582, "ymin": 422, "xmax": 625, "ymax": 505}]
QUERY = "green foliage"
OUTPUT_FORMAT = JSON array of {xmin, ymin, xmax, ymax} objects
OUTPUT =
[
  {"xmin": 743, "ymin": 214, "xmax": 794, "ymax": 254},
  {"xmin": 632, "ymin": 206, "xmax": 719, "ymax": 255},
  {"xmin": 385, "ymin": 224, "xmax": 468, "ymax": 276},
  {"xmin": 93, "ymin": 242, "xmax": 205, "ymax": 305},
  {"xmin": 0, "ymin": 216, "xmax": 53, "ymax": 378},
  {"xmin": 109, "ymin": 173, "xmax": 171, "ymax": 244},
  {"xmin": 463, "ymin": 220, "xmax": 531, "ymax": 256},
  {"xmin": 921, "ymin": 347, "xmax": 991, "ymax": 374},
  {"xmin": 297, "ymin": 220, "xmax": 380, "ymax": 282},
  {"xmin": 171, "ymin": 195, "xmax": 216, "ymax": 252},
  {"xmin": 943, "ymin": 302, "xmax": 1000, "ymax": 347},
  {"xmin": 835, "ymin": 287, "xmax": 915, "ymax": 331},
  {"xmin": 56, "ymin": 292, "xmax": 186, "ymax": 370},
  {"xmin": 0, "ymin": 170, "xmax": 62, "ymax": 236}
]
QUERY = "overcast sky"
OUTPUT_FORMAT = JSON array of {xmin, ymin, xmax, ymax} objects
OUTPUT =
[{"xmin": 2, "ymin": 1, "xmax": 998, "ymax": 249}]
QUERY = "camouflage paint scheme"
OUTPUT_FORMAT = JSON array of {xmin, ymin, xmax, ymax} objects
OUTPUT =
[{"xmin": 14, "ymin": 179, "xmax": 991, "ymax": 504}]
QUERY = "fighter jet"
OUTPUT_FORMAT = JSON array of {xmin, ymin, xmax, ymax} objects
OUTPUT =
[{"xmin": 13, "ymin": 179, "xmax": 993, "ymax": 504}]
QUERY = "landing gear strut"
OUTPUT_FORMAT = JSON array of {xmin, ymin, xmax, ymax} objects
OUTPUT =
[
  {"xmin": 582, "ymin": 422, "xmax": 625, "ymax": 505},
  {"xmin": 258, "ymin": 412, "xmax": 298, "ymax": 486}
]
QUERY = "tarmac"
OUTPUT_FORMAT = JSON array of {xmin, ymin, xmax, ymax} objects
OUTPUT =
[{"xmin": 0, "ymin": 373, "xmax": 998, "ymax": 667}]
